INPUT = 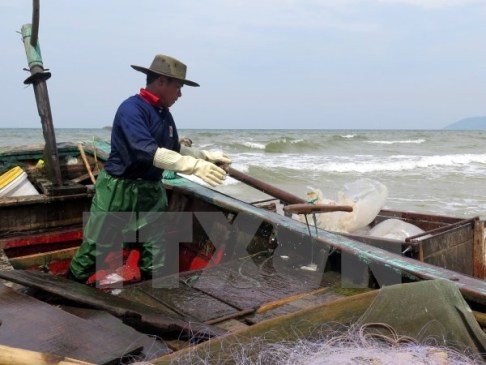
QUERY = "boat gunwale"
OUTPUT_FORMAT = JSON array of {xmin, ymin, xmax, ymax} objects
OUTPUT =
[{"xmin": 164, "ymin": 176, "xmax": 486, "ymax": 305}]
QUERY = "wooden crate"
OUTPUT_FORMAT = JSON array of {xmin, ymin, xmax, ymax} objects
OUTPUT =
[{"xmin": 344, "ymin": 210, "xmax": 485, "ymax": 279}]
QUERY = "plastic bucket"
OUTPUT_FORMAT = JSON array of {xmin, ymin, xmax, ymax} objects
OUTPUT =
[{"xmin": 0, "ymin": 166, "xmax": 39, "ymax": 197}]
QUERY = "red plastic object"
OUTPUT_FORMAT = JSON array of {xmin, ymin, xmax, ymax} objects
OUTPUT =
[
  {"xmin": 86, "ymin": 269, "xmax": 110, "ymax": 285},
  {"xmin": 86, "ymin": 249, "xmax": 141, "ymax": 286},
  {"xmin": 116, "ymin": 250, "xmax": 141, "ymax": 281}
]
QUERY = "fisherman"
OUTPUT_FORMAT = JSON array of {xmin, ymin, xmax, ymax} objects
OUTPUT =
[{"xmin": 67, "ymin": 54, "xmax": 231, "ymax": 283}]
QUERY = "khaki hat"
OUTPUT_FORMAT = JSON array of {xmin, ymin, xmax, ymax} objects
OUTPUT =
[{"xmin": 131, "ymin": 54, "xmax": 199, "ymax": 87}]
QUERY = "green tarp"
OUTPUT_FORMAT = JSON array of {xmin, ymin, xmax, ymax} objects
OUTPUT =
[{"xmin": 357, "ymin": 279, "xmax": 486, "ymax": 357}]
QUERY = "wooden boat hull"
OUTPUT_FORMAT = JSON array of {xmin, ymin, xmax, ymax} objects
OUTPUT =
[
  {"xmin": 0, "ymin": 142, "xmax": 105, "ymax": 235},
  {"xmin": 2, "ymin": 178, "xmax": 485, "ymax": 282},
  {"xmin": 344, "ymin": 210, "xmax": 485, "ymax": 279}
]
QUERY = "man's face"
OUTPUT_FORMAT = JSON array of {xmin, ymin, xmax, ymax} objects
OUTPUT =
[{"xmin": 157, "ymin": 77, "xmax": 184, "ymax": 108}]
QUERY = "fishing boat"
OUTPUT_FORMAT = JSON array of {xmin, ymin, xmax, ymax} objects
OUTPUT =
[
  {"xmin": 1, "ymin": 138, "xmax": 484, "ymax": 280},
  {"xmin": 0, "ymin": 140, "xmax": 106, "ymax": 233},
  {"xmin": 1, "ymin": 156, "xmax": 486, "ymax": 363},
  {"xmin": 2, "ymin": 140, "xmax": 486, "ymax": 363}
]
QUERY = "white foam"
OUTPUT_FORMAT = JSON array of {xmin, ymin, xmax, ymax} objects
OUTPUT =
[
  {"xmin": 367, "ymin": 139, "xmax": 426, "ymax": 144},
  {"xmin": 243, "ymin": 141, "xmax": 266, "ymax": 150},
  {"xmin": 239, "ymin": 153, "xmax": 486, "ymax": 174}
]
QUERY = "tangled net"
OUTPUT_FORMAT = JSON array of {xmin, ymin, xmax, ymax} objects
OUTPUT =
[{"xmin": 126, "ymin": 322, "xmax": 485, "ymax": 365}]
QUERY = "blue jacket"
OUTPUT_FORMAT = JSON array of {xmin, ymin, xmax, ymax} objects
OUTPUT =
[{"xmin": 104, "ymin": 94, "xmax": 181, "ymax": 181}]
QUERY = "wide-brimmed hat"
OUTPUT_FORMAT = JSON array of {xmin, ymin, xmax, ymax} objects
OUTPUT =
[{"xmin": 131, "ymin": 54, "xmax": 199, "ymax": 87}]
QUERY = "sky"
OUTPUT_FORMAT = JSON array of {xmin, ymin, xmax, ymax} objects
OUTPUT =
[{"xmin": 1, "ymin": 0, "xmax": 485, "ymax": 130}]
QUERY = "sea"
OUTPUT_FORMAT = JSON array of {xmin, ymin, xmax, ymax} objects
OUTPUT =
[{"xmin": 1, "ymin": 128, "xmax": 486, "ymax": 220}]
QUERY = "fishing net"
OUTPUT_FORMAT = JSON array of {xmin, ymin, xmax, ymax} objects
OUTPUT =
[{"xmin": 133, "ymin": 280, "xmax": 486, "ymax": 365}]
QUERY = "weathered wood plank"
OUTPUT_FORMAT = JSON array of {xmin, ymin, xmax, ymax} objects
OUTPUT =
[
  {"xmin": 120, "ymin": 255, "xmax": 339, "ymax": 325},
  {"xmin": 214, "ymin": 319, "xmax": 250, "ymax": 332},
  {"xmin": 0, "ymin": 344, "xmax": 93, "ymax": 365},
  {"xmin": 117, "ymin": 286, "xmax": 182, "ymax": 315},
  {"xmin": 122, "ymin": 270, "xmax": 241, "ymax": 322},
  {"xmin": 70, "ymin": 170, "xmax": 99, "ymax": 184},
  {"xmin": 184, "ymin": 255, "xmax": 325, "ymax": 311},
  {"xmin": 419, "ymin": 223, "xmax": 474, "ymax": 275},
  {"xmin": 136, "ymin": 281, "xmax": 239, "ymax": 322},
  {"xmin": 62, "ymin": 306, "xmax": 173, "ymax": 360},
  {"xmin": 473, "ymin": 218, "xmax": 485, "ymax": 279},
  {"xmin": 0, "ymin": 270, "xmax": 227, "ymax": 340},
  {"xmin": 246, "ymin": 287, "xmax": 349, "ymax": 324},
  {"xmin": 8, "ymin": 246, "xmax": 77, "ymax": 270},
  {"xmin": 0, "ymin": 194, "xmax": 91, "ymax": 235},
  {"xmin": 0, "ymin": 283, "xmax": 142, "ymax": 364},
  {"xmin": 473, "ymin": 310, "xmax": 486, "ymax": 328},
  {"xmin": 257, "ymin": 287, "xmax": 328, "ymax": 313}
]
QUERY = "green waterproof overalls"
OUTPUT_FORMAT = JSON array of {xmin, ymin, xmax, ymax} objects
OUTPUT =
[{"xmin": 69, "ymin": 169, "xmax": 168, "ymax": 280}]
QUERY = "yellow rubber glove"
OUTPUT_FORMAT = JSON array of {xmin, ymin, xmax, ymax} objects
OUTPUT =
[
  {"xmin": 192, "ymin": 159, "xmax": 227, "ymax": 186},
  {"xmin": 153, "ymin": 148, "xmax": 226, "ymax": 187},
  {"xmin": 200, "ymin": 150, "xmax": 232, "ymax": 165},
  {"xmin": 180, "ymin": 145, "xmax": 232, "ymax": 165}
]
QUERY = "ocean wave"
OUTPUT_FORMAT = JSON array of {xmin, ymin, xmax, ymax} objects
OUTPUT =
[
  {"xmin": 239, "ymin": 153, "xmax": 486, "ymax": 174},
  {"xmin": 222, "ymin": 142, "xmax": 267, "ymax": 152},
  {"xmin": 265, "ymin": 138, "xmax": 321, "ymax": 153},
  {"xmin": 246, "ymin": 164, "xmax": 305, "ymax": 181},
  {"xmin": 314, "ymin": 153, "xmax": 486, "ymax": 173},
  {"xmin": 332, "ymin": 134, "xmax": 368, "ymax": 141},
  {"xmin": 260, "ymin": 134, "xmax": 372, "ymax": 153},
  {"xmin": 366, "ymin": 139, "xmax": 426, "ymax": 145},
  {"xmin": 242, "ymin": 141, "xmax": 266, "ymax": 150}
]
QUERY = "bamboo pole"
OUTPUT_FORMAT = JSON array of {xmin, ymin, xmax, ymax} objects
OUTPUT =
[
  {"xmin": 77, "ymin": 144, "xmax": 96, "ymax": 184},
  {"xmin": 256, "ymin": 287, "xmax": 329, "ymax": 314},
  {"xmin": 0, "ymin": 344, "xmax": 93, "ymax": 365}
]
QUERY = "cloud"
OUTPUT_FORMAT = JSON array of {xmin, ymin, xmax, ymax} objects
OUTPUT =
[
  {"xmin": 1, "ymin": 0, "xmax": 486, "ymax": 129},
  {"xmin": 375, "ymin": 0, "xmax": 486, "ymax": 9}
]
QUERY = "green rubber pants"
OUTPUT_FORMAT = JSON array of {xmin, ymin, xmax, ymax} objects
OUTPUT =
[{"xmin": 69, "ymin": 169, "xmax": 168, "ymax": 280}]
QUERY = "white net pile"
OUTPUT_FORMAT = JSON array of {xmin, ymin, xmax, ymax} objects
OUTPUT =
[{"xmin": 128, "ymin": 323, "xmax": 485, "ymax": 365}]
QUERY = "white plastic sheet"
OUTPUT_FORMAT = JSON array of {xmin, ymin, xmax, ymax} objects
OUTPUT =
[
  {"xmin": 368, "ymin": 218, "xmax": 424, "ymax": 241},
  {"xmin": 301, "ymin": 178, "xmax": 388, "ymax": 233}
]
